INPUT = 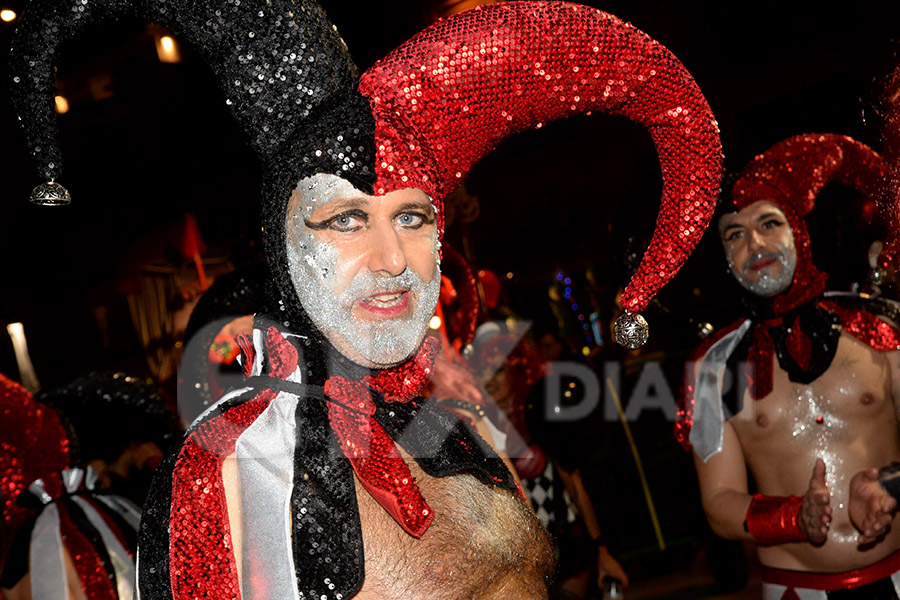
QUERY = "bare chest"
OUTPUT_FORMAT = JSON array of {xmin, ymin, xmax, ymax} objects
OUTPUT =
[
  {"xmin": 728, "ymin": 334, "xmax": 900, "ymax": 569},
  {"xmin": 731, "ymin": 333, "xmax": 893, "ymax": 446},
  {"xmin": 354, "ymin": 465, "xmax": 554, "ymax": 600}
]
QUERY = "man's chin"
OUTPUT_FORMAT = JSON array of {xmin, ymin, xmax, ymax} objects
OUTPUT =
[
  {"xmin": 738, "ymin": 274, "xmax": 792, "ymax": 298},
  {"xmin": 331, "ymin": 320, "xmax": 427, "ymax": 368}
]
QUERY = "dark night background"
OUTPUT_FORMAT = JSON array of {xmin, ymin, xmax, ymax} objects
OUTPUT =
[
  {"xmin": 1, "ymin": 0, "xmax": 899, "ymax": 576},
  {"xmin": 2, "ymin": 0, "xmax": 898, "ymax": 384}
]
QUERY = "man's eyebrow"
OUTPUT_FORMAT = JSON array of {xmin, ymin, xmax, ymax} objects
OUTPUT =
[
  {"xmin": 303, "ymin": 197, "xmax": 370, "ymax": 229},
  {"xmin": 721, "ymin": 222, "xmax": 743, "ymax": 234},
  {"xmin": 754, "ymin": 211, "xmax": 782, "ymax": 222},
  {"xmin": 319, "ymin": 196, "xmax": 369, "ymax": 213},
  {"xmin": 396, "ymin": 200, "xmax": 435, "ymax": 213}
]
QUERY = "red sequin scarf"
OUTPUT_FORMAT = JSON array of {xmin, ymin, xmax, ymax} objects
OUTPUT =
[{"xmin": 323, "ymin": 338, "xmax": 439, "ymax": 537}]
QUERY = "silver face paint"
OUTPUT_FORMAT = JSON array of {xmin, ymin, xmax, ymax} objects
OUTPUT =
[
  {"xmin": 285, "ymin": 174, "xmax": 441, "ymax": 367},
  {"xmin": 726, "ymin": 243, "xmax": 797, "ymax": 297}
]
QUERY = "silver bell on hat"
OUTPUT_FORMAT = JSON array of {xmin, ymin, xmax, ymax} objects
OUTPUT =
[
  {"xmin": 30, "ymin": 180, "xmax": 71, "ymax": 206},
  {"xmin": 614, "ymin": 312, "xmax": 649, "ymax": 349}
]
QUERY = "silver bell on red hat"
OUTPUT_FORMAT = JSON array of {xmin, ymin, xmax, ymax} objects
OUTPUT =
[{"xmin": 614, "ymin": 312, "xmax": 649, "ymax": 349}]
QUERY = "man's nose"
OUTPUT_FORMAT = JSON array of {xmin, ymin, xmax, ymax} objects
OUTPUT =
[
  {"xmin": 747, "ymin": 229, "xmax": 766, "ymax": 251},
  {"xmin": 367, "ymin": 221, "xmax": 408, "ymax": 276}
]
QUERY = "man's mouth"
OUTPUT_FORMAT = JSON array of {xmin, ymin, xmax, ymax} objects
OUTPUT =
[
  {"xmin": 745, "ymin": 254, "xmax": 780, "ymax": 272},
  {"xmin": 356, "ymin": 290, "xmax": 410, "ymax": 316}
]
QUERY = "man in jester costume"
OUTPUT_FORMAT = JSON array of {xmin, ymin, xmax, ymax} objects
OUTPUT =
[
  {"xmin": 678, "ymin": 133, "xmax": 900, "ymax": 599},
  {"xmin": 11, "ymin": 0, "xmax": 721, "ymax": 597}
]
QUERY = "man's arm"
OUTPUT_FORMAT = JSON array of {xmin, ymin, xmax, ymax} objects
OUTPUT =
[
  {"xmin": 694, "ymin": 420, "xmax": 754, "ymax": 540},
  {"xmin": 555, "ymin": 466, "xmax": 629, "ymax": 588},
  {"xmin": 847, "ymin": 341, "xmax": 900, "ymax": 542},
  {"xmin": 694, "ymin": 420, "xmax": 831, "ymax": 544}
]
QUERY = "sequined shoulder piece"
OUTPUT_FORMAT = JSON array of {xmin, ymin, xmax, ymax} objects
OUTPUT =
[{"xmin": 823, "ymin": 292, "xmax": 900, "ymax": 327}]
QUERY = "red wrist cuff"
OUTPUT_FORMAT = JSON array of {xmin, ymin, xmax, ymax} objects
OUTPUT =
[{"xmin": 745, "ymin": 494, "xmax": 807, "ymax": 545}]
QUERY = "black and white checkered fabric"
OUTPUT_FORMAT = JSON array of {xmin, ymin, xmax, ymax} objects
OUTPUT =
[{"xmin": 522, "ymin": 461, "xmax": 577, "ymax": 531}]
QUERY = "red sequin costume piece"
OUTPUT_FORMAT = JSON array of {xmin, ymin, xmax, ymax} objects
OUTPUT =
[
  {"xmin": 0, "ymin": 374, "xmax": 130, "ymax": 600},
  {"xmin": 0, "ymin": 374, "xmax": 68, "ymax": 533},
  {"xmin": 359, "ymin": 1, "xmax": 722, "ymax": 315},
  {"xmin": 325, "ymin": 337, "xmax": 438, "ymax": 537},
  {"xmin": 820, "ymin": 300, "xmax": 900, "ymax": 351},
  {"xmin": 326, "ymin": 377, "xmax": 433, "ymax": 537},
  {"xmin": 57, "ymin": 502, "xmax": 117, "ymax": 599},
  {"xmin": 762, "ymin": 550, "xmax": 900, "ymax": 596},
  {"xmin": 745, "ymin": 494, "xmax": 806, "ymax": 545},
  {"xmin": 361, "ymin": 336, "xmax": 437, "ymax": 402},
  {"xmin": 168, "ymin": 327, "xmax": 296, "ymax": 599}
]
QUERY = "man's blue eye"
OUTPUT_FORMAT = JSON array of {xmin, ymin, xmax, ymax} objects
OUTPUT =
[
  {"xmin": 398, "ymin": 213, "xmax": 424, "ymax": 227},
  {"xmin": 328, "ymin": 214, "xmax": 363, "ymax": 231}
]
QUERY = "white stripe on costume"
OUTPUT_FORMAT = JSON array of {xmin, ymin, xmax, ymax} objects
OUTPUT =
[
  {"xmin": 762, "ymin": 582, "xmax": 825, "ymax": 599},
  {"xmin": 234, "ymin": 328, "xmax": 304, "ymax": 600},
  {"xmin": 96, "ymin": 494, "xmax": 142, "ymax": 531},
  {"xmin": 690, "ymin": 319, "xmax": 752, "ymax": 462},
  {"xmin": 29, "ymin": 503, "xmax": 67, "ymax": 600},
  {"xmin": 72, "ymin": 496, "xmax": 136, "ymax": 600}
]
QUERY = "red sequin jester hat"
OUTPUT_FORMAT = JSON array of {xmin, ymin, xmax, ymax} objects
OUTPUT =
[{"xmin": 11, "ymin": 0, "xmax": 721, "ymax": 598}]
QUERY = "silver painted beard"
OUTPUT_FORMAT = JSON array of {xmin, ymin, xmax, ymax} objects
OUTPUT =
[
  {"xmin": 285, "ymin": 174, "xmax": 441, "ymax": 367},
  {"xmin": 728, "ymin": 245, "xmax": 797, "ymax": 297}
]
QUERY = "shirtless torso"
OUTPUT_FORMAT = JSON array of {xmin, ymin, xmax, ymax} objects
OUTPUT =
[
  {"xmin": 353, "ymin": 460, "xmax": 554, "ymax": 599},
  {"xmin": 698, "ymin": 331, "xmax": 900, "ymax": 572}
]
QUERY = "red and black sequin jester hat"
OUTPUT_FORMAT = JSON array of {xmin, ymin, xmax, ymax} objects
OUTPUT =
[
  {"xmin": 677, "ymin": 133, "xmax": 900, "ymax": 461},
  {"xmin": 11, "ymin": 0, "xmax": 722, "ymax": 349},
  {"xmin": 11, "ymin": 0, "xmax": 722, "ymax": 598},
  {"xmin": 0, "ymin": 374, "xmax": 140, "ymax": 599}
]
